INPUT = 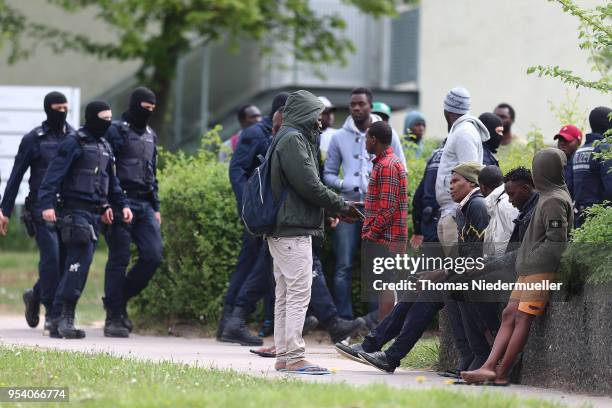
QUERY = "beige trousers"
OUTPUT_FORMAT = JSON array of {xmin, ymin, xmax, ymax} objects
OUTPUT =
[
  {"xmin": 267, "ymin": 235, "xmax": 313, "ymax": 365},
  {"xmin": 437, "ymin": 213, "xmax": 458, "ymax": 257}
]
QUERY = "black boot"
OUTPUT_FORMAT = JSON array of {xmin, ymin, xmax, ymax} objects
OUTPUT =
[
  {"xmin": 302, "ymin": 315, "xmax": 319, "ymax": 335},
  {"xmin": 120, "ymin": 303, "xmax": 133, "ymax": 333},
  {"xmin": 23, "ymin": 289, "xmax": 40, "ymax": 328},
  {"xmin": 57, "ymin": 304, "xmax": 86, "ymax": 339},
  {"xmin": 104, "ymin": 310, "xmax": 130, "ymax": 338},
  {"xmin": 220, "ymin": 307, "xmax": 263, "ymax": 346},
  {"xmin": 326, "ymin": 317, "xmax": 366, "ymax": 344},
  {"xmin": 216, "ymin": 305, "xmax": 233, "ymax": 341}
]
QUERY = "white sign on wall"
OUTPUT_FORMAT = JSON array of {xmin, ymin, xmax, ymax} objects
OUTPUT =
[{"xmin": 0, "ymin": 86, "xmax": 80, "ymax": 205}]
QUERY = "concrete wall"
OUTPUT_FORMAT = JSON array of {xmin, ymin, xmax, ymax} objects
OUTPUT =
[
  {"xmin": 0, "ymin": 0, "xmax": 140, "ymax": 116},
  {"xmin": 418, "ymin": 0, "xmax": 610, "ymax": 142}
]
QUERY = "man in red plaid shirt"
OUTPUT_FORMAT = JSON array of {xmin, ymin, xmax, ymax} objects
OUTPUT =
[
  {"xmin": 362, "ymin": 121, "xmax": 408, "ymax": 247},
  {"xmin": 361, "ymin": 121, "xmax": 408, "ymax": 321}
]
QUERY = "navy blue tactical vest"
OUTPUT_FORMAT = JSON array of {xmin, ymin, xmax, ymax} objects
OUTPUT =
[
  {"xmin": 571, "ymin": 135, "xmax": 603, "ymax": 208},
  {"xmin": 113, "ymin": 121, "xmax": 156, "ymax": 189},
  {"xmin": 62, "ymin": 131, "xmax": 112, "ymax": 198}
]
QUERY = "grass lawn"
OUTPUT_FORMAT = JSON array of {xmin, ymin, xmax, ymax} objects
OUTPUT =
[
  {"xmin": 399, "ymin": 335, "xmax": 439, "ymax": 370},
  {"xmin": 0, "ymin": 346, "xmax": 567, "ymax": 408},
  {"xmin": 0, "ymin": 250, "xmax": 107, "ymax": 323}
]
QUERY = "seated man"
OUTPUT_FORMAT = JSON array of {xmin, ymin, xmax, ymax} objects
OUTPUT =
[
  {"xmin": 479, "ymin": 165, "xmax": 518, "ymax": 258},
  {"xmin": 337, "ymin": 162, "xmax": 491, "ymax": 374},
  {"xmin": 462, "ymin": 148, "xmax": 572, "ymax": 385}
]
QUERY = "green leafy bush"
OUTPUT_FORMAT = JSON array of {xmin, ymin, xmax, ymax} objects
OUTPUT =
[
  {"xmin": 561, "ymin": 203, "xmax": 612, "ymax": 285},
  {"xmin": 131, "ymin": 128, "xmax": 242, "ymax": 325}
]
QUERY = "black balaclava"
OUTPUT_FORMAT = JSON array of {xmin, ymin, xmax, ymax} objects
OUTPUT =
[
  {"xmin": 127, "ymin": 87, "xmax": 156, "ymax": 130},
  {"xmin": 270, "ymin": 92, "xmax": 290, "ymax": 119},
  {"xmin": 480, "ymin": 112, "xmax": 504, "ymax": 153},
  {"xmin": 84, "ymin": 101, "xmax": 112, "ymax": 138},
  {"xmin": 44, "ymin": 91, "xmax": 68, "ymax": 131},
  {"xmin": 589, "ymin": 106, "xmax": 611, "ymax": 135}
]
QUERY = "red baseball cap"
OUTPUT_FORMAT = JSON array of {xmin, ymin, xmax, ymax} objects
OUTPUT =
[{"xmin": 554, "ymin": 124, "xmax": 583, "ymax": 142}]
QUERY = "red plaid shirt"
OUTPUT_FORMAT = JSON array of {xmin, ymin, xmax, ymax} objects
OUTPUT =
[{"xmin": 362, "ymin": 147, "xmax": 408, "ymax": 245}]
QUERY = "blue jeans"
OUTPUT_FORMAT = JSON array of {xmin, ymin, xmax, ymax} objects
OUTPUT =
[
  {"xmin": 53, "ymin": 210, "xmax": 99, "ymax": 308},
  {"xmin": 104, "ymin": 199, "xmax": 163, "ymax": 313},
  {"xmin": 332, "ymin": 220, "xmax": 362, "ymax": 319}
]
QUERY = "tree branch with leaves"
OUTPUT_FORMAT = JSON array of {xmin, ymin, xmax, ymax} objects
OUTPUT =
[{"xmin": 1, "ymin": 0, "xmax": 413, "ymax": 145}]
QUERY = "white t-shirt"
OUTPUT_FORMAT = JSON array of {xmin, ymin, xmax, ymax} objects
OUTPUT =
[{"xmin": 319, "ymin": 127, "xmax": 337, "ymax": 159}]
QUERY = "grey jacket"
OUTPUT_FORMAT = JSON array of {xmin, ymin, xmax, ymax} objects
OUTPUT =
[
  {"xmin": 323, "ymin": 115, "xmax": 406, "ymax": 202},
  {"xmin": 435, "ymin": 115, "xmax": 489, "ymax": 216}
]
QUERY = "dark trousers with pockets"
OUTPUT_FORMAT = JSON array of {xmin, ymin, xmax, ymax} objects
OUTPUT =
[
  {"xmin": 32, "ymin": 210, "xmax": 66, "ymax": 319},
  {"xmin": 104, "ymin": 198, "xmax": 163, "ymax": 313},
  {"xmin": 52, "ymin": 210, "xmax": 99, "ymax": 310},
  {"xmin": 224, "ymin": 230, "xmax": 272, "ymax": 315}
]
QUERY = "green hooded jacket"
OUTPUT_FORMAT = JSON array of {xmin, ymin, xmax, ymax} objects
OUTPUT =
[
  {"xmin": 270, "ymin": 90, "xmax": 346, "ymax": 238},
  {"xmin": 515, "ymin": 148, "xmax": 573, "ymax": 276}
]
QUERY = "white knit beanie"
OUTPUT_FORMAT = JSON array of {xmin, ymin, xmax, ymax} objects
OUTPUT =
[{"xmin": 444, "ymin": 87, "xmax": 471, "ymax": 115}]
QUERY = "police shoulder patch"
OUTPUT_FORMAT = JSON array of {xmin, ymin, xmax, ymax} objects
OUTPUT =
[{"xmin": 549, "ymin": 220, "xmax": 562, "ymax": 228}]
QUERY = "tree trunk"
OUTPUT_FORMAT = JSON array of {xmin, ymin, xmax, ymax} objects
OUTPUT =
[{"xmin": 148, "ymin": 75, "xmax": 174, "ymax": 149}]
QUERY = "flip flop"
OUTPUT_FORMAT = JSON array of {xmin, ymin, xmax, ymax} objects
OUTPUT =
[
  {"xmin": 285, "ymin": 365, "xmax": 330, "ymax": 375},
  {"xmin": 249, "ymin": 348, "xmax": 276, "ymax": 358}
]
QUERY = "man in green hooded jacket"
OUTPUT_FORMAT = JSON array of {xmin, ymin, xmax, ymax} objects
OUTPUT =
[
  {"xmin": 462, "ymin": 147, "xmax": 572, "ymax": 385},
  {"xmin": 268, "ymin": 90, "xmax": 360, "ymax": 375}
]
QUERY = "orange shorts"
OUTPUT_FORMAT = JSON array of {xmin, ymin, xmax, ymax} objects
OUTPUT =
[{"xmin": 510, "ymin": 273, "xmax": 557, "ymax": 316}]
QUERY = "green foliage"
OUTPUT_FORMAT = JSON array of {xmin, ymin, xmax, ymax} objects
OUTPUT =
[
  {"xmin": 547, "ymin": 90, "xmax": 588, "ymax": 130},
  {"xmin": 561, "ymin": 203, "xmax": 612, "ymax": 284},
  {"xmin": 2, "ymin": 0, "xmax": 409, "ymax": 143},
  {"xmin": 525, "ymin": 125, "xmax": 547, "ymax": 158},
  {"xmin": 131, "ymin": 127, "xmax": 243, "ymax": 324},
  {"xmin": 528, "ymin": 0, "xmax": 611, "ymax": 93}
]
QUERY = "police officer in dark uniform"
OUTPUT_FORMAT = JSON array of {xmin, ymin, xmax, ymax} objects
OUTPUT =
[
  {"xmin": 0, "ymin": 92, "xmax": 75, "ymax": 331},
  {"xmin": 479, "ymin": 112, "xmax": 504, "ymax": 167},
  {"xmin": 568, "ymin": 106, "xmax": 612, "ymax": 227},
  {"xmin": 411, "ymin": 141, "xmax": 445, "ymax": 248},
  {"xmin": 102, "ymin": 87, "xmax": 163, "ymax": 338},
  {"xmin": 38, "ymin": 101, "xmax": 133, "ymax": 339}
]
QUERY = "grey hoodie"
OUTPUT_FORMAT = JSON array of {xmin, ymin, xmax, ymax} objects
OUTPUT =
[
  {"xmin": 323, "ymin": 115, "xmax": 406, "ymax": 202},
  {"xmin": 435, "ymin": 114, "xmax": 490, "ymax": 215},
  {"xmin": 515, "ymin": 148, "xmax": 573, "ymax": 276}
]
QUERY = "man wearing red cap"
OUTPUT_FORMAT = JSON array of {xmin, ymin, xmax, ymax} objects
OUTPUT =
[
  {"xmin": 554, "ymin": 124, "xmax": 582, "ymax": 160},
  {"xmin": 554, "ymin": 124, "xmax": 582, "ymax": 189}
]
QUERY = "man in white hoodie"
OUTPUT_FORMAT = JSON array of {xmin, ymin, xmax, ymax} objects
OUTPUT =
[
  {"xmin": 478, "ymin": 165, "xmax": 518, "ymax": 258},
  {"xmin": 323, "ymin": 87, "xmax": 406, "ymax": 323},
  {"xmin": 435, "ymin": 87, "xmax": 490, "ymax": 256}
]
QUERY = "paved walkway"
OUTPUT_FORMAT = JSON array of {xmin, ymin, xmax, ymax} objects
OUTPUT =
[{"xmin": 0, "ymin": 315, "xmax": 610, "ymax": 407}]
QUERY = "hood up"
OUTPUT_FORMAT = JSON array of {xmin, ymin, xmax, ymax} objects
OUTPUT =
[
  {"xmin": 282, "ymin": 90, "xmax": 324, "ymax": 143},
  {"xmin": 532, "ymin": 147, "xmax": 568, "ymax": 194}
]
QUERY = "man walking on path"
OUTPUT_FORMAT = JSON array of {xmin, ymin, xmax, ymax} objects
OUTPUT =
[
  {"xmin": 268, "ymin": 90, "xmax": 360, "ymax": 375},
  {"xmin": 219, "ymin": 93, "xmax": 289, "ymax": 346}
]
